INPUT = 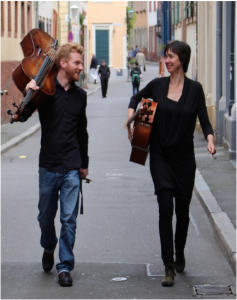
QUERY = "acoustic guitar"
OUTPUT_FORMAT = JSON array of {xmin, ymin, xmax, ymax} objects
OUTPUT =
[{"xmin": 125, "ymin": 99, "xmax": 158, "ymax": 165}]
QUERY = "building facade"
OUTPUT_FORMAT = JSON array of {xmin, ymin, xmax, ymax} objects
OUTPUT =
[
  {"xmin": 129, "ymin": 1, "xmax": 148, "ymax": 58},
  {"xmin": 86, "ymin": 1, "xmax": 127, "ymax": 82},
  {"xmin": 1, "ymin": 1, "xmax": 35, "ymax": 124},
  {"xmin": 147, "ymin": 1, "xmax": 159, "ymax": 62},
  {"xmin": 197, "ymin": 1, "xmax": 236, "ymax": 159}
]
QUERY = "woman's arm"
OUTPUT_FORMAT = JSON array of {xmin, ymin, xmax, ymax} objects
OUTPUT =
[
  {"xmin": 127, "ymin": 79, "xmax": 155, "ymax": 143},
  {"xmin": 197, "ymin": 84, "xmax": 216, "ymax": 155}
]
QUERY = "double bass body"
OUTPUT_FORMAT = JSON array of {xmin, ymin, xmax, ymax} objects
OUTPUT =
[{"xmin": 9, "ymin": 29, "xmax": 58, "ymax": 122}]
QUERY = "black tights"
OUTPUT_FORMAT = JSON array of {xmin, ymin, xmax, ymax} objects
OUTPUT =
[{"xmin": 157, "ymin": 188, "xmax": 192, "ymax": 264}]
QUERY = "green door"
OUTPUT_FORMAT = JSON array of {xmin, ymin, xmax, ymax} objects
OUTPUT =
[{"xmin": 96, "ymin": 30, "xmax": 109, "ymax": 65}]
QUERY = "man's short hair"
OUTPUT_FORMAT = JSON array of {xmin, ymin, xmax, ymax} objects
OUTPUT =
[{"xmin": 56, "ymin": 43, "xmax": 84, "ymax": 70}]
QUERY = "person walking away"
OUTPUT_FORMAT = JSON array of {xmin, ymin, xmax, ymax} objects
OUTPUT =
[
  {"xmin": 128, "ymin": 47, "xmax": 133, "ymax": 62},
  {"xmin": 98, "ymin": 59, "xmax": 110, "ymax": 98},
  {"xmin": 135, "ymin": 45, "xmax": 140, "ymax": 55},
  {"xmin": 130, "ymin": 62, "xmax": 141, "ymax": 95},
  {"xmin": 127, "ymin": 40, "xmax": 216, "ymax": 287},
  {"xmin": 90, "ymin": 53, "xmax": 98, "ymax": 84},
  {"xmin": 135, "ymin": 50, "xmax": 146, "ymax": 78},
  {"xmin": 17, "ymin": 43, "xmax": 89, "ymax": 287}
]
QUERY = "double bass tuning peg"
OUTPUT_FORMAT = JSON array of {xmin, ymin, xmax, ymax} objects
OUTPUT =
[
  {"xmin": 7, "ymin": 110, "xmax": 13, "ymax": 116},
  {"xmin": 12, "ymin": 102, "xmax": 19, "ymax": 108}
]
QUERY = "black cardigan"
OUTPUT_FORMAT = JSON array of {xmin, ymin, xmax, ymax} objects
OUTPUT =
[{"xmin": 129, "ymin": 76, "xmax": 213, "ymax": 149}]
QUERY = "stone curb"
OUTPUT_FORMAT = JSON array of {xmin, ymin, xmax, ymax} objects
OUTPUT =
[
  {"xmin": 1, "ymin": 88, "xmax": 101, "ymax": 154},
  {"xmin": 194, "ymin": 169, "xmax": 236, "ymax": 275},
  {"xmin": 1, "ymin": 122, "xmax": 41, "ymax": 154}
]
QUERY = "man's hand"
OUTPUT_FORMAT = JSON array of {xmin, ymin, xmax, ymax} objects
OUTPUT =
[
  {"xmin": 25, "ymin": 79, "xmax": 39, "ymax": 94},
  {"xmin": 80, "ymin": 168, "xmax": 88, "ymax": 179}
]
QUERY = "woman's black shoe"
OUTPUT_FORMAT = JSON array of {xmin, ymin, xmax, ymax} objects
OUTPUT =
[
  {"xmin": 42, "ymin": 251, "xmax": 54, "ymax": 272},
  {"xmin": 58, "ymin": 272, "xmax": 73, "ymax": 287}
]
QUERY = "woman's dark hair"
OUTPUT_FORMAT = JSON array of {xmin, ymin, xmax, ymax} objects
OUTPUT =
[{"xmin": 164, "ymin": 40, "xmax": 191, "ymax": 73}]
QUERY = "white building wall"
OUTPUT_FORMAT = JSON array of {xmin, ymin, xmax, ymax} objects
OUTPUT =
[
  {"xmin": 147, "ymin": 1, "xmax": 157, "ymax": 52},
  {"xmin": 186, "ymin": 23, "xmax": 196, "ymax": 80},
  {"xmin": 38, "ymin": 2, "xmax": 54, "ymax": 36}
]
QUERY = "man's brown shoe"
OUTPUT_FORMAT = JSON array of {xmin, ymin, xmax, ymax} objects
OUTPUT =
[
  {"xmin": 161, "ymin": 264, "xmax": 176, "ymax": 287},
  {"xmin": 58, "ymin": 272, "xmax": 73, "ymax": 287},
  {"xmin": 42, "ymin": 251, "xmax": 54, "ymax": 272}
]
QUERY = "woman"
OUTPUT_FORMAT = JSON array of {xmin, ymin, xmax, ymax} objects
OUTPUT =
[{"xmin": 127, "ymin": 41, "xmax": 216, "ymax": 287}]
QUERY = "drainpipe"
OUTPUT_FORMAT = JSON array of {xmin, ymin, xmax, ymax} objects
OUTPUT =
[
  {"xmin": 35, "ymin": 1, "xmax": 39, "ymax": 28},
  {"xmin": 216, "ymin": 2, "xmax": 222, "ymax": 135},
  {"xmin": 68, "ymin": 1, "xmax": 70, "ymax": 32}
]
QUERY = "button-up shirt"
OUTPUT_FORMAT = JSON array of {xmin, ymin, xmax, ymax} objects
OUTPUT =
[{"xmin": 24, "ymin": 78, "xmax": 89, "ymax": 173}]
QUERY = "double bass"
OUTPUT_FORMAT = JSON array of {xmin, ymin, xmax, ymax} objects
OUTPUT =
[
  {"xmin": 7, "ymin": 29, "xmax": 58, "ymax": 123},
  {"xmin": 125, "ymin": 99, "xmax": 158, "ymax": 166}
]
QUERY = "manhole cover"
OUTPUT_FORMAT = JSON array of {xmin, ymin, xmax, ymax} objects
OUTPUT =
[
  {"xmin": 193, "ymin": 285, "xmax": 233, "ymax": 296},
  {"xmin": 112, "ymin": 277, "xmax": 127, "ymax": 282}
]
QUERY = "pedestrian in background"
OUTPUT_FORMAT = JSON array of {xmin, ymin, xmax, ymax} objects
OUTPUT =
[
  {"xmin": 128, "ymin": 47, "xmax": 133, "ymax": 62},
  {"xmin": 98, "ymin": 59, "xmax": 110, "ymax": 98},
  {"xmin": 135, "ymin": 50, "xmax": 146, "ymax": 78},
  {"xmin": 18, "ymin": 43, "xmax": 89, "ymax": 288},
  {"xmin": 135, "ymin": 45, "xmax": 140, "ymax": 55},
  {"xmin": 90, "ymin": 53, "xmax": 98, "ymax": 84},
  {"xmin": 127, "ymin": 40, "xmax": 216, "ymax": 287},
  {"xmin": 130, "ymin": 61, "xmax": 141, "ymax": 95}
]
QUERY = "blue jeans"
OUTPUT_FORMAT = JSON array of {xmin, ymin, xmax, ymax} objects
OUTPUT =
[
  {"xmin": 132, "ymin": 82, "xmax": 140, "ymax": 95},
  {"xmin": 37, "ymin": 167, "xmax": 80, "ymax": 274}
]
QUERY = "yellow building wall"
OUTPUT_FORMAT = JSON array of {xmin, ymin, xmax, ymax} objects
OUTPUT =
[
  {"xmin": 1, "ymin": 1, "xmax": 35, "ymax": 61},
  {"xmin": 87, "ymin": 1, "xmax": 127, "ymax": 69},
  {"xmin": 58, "ymin": 1, "xmax": 69, "ymax": 46}
]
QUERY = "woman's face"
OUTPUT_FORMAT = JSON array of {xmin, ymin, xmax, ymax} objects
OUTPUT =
[{"xmin": 165, "ymin": 49, "xmax": 183, "ymax": 74}]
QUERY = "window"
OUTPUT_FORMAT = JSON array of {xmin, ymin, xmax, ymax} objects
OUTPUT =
[
  {"xmin": 1, "ymin": 2, "xmax": 4, "ymax": 36},
  {"xmin": 154, "ymin": 1, "xmax": 156, "ymax": 11},
  {"xmin": 171, "ymin": 2, "xmax": 175, "ymax": 25},
  {"xmin": 8, "ymin": 2, "xmax": 11, "ymax": 36},
  {"xmin": 174, "ymin": 1, "xmax": 181, "ymax": 24},
  {"xmin": 15, "ymin": 2, "xmax": 18, "ymax": 37},
  {"xmin": 21, "ymin": 2, "xmax": 25, "ymax": 37},
  {"xmin": 149, "ymin": 1, "xmax": 152, "ymax": 12},
  {"xmin": 184, "ymin": 1, "xmax": 195, "ymax": 22}
]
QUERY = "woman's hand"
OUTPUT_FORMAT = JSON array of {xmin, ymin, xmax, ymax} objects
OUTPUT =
[
  {"xmin": 128, "ymin": 122, "xmax": 134, "ymax": 143},
  {"xmin": 207, "ymin": 134, "xmax": 216, "ymax": 155},
  {"xmin": 127, "ymin": 108, "xmax": 135, "ymax": 143},
  {"xmin": 25, "ymin": 79, "xmax": 39, "ymax": 94}
]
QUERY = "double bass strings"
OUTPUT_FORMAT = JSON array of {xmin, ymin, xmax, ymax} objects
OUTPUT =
[{"xmin": 20, "ymin": 48, "xmax": 57, "ymax": 110}]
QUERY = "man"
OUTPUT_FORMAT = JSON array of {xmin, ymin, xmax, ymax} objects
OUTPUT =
[
  {"xmin": 135, "ymin": 45, "xmax": 140, "ymax": 55},
  {"xmin": 90, "ymin": 53, "xmax": 98, "ymax": 84},
  {"xmin": 130, "ymin": 62, "xmax": 141, "ymax": 95},
  {"xmin": 98, "ymin": 59, "xmax": 110, "ymax": 98},
  {"xmin": 135, "ymin": 50, "xmax": 146, "ymax": 78},
  {"xmin": 19, "ymin": 43, "xmax": 89, "ymax": 287}
]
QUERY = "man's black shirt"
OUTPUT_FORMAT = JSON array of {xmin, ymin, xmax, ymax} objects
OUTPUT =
[{"xmin": 23, "ymin": 78, "xmax": 89, "ymax": 173}]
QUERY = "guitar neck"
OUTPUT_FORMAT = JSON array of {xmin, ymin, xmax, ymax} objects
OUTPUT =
[{"xmin": 126, "ymin": 109, "xmax": 141, "ymax": 128}]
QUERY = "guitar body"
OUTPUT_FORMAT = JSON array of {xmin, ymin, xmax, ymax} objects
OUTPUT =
[{"xmin": 130, "ymin": 99, "xmax": 158, "ymax": 165}]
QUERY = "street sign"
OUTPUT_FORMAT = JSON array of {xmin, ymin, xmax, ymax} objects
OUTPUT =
[{"xmin": 68, "ymin": 31, "xmax": 73, "ymax": 43}]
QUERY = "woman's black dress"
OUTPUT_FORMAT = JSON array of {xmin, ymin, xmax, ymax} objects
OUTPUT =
[{"xmin": 128, "ymin": 76, "xmax": 213, "ymax": 199}]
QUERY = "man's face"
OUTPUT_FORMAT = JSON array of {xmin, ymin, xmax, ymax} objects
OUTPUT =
[
  {"xmin": 101, "ymin": 61, "xmax": 105, "ymax": 67},
  {"xmin": 63, "ymin": 51, "xmax": 83, "ymax": 82}
]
